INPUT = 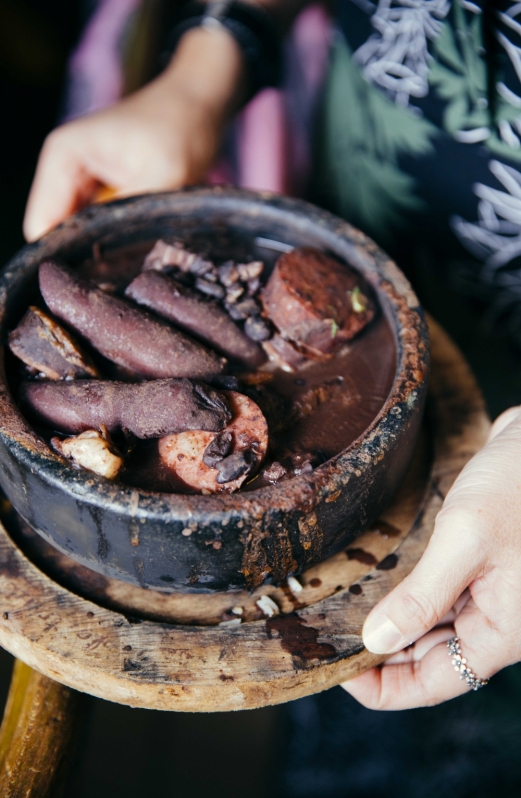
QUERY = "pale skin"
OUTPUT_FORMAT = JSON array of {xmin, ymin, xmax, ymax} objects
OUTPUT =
[{"xmin": 23, "ymin": 1, "xmax": 521, "ymax": 710}]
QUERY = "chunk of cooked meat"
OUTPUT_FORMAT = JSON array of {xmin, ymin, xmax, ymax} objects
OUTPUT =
[
  {"xmin": 21, "ymin": 378, "xmax": 231, "ymax": 439},
  {"xmin": 9, "ymin": 306, "xmax": 99, "ymax": 380},
  {"xmin": 52, "ymin": 428, "xmax": 123, "ymax": 479},
  {"xmin": 158, "ymin": 391, "xmax": 268, "ymax": 494},
  {"xmin": 125, "ymin": 271, "xmax": 265, "ymax": 369},
  {"xmin": 261, "ymin": 247, "xmax": 375, "ymax": 359},
  {"xmin": 262, "ymin": 333, "xmax": 307, "ymax": 373},
  {"xmin": 142, "ymin": 239, "xmax": 213, "ymax": 275},
  {"xmin": 39, "ymin": 260, "xmax": 226, "ymax": 381}
]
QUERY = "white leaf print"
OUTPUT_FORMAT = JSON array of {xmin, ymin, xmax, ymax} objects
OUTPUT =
[{"xmin": 354, "ymin": 0, "xmax": 451, "ymax": 106}]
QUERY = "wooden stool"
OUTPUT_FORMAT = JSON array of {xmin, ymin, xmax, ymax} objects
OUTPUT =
[{"xmin": 0, "ymin": 319, "xmax": 490, "ymax": 794}]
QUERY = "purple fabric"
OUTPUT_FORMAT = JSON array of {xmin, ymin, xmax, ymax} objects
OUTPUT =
[
  {"xmin": 62, "ymin": 0, "xmax": 142, "ymax": 122},
  {"xmin": 62, "ymin": 0, "xmax": 332, "ymax": 196}
]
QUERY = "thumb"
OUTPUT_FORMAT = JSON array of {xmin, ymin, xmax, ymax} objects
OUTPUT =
[
  {"xmin": 23, "ymin": 129, "xmax": 98, "ymax": 241},
  {"xmin": 487, "ymin": 405, "xmax": 521, "ymax": 442},
  {"xmin": 362, "ymin": 511, "xmax": 483, "ymax": 655}
]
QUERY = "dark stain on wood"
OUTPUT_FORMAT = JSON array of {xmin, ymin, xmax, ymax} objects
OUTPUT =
[
  {"xmin": 309, "ymin": 578, "xmax": 322, "ymax": 588},
  {"xmin": 219, "ymin": 673, "xmax": 234, "ymax": 681},
  {"xmin": 123, "ymin": 659, "xmax": 142, "ymax": 672},
  {"xmin": 0, "ymin": 549, "xmax": 21, "ymax": 579},
  {"xmin": 346, "ymin": 548, "xmax": 377, "ymax": 565},
  {"xmin": 376, "ymin": 553, "xmax": 399, "ymax": 570},
  {"xmin": 266, "ymin": 613, "xmax": 336, "ymax": 667},
  {"xmin": 349, "ymin": 584, "xmax": 363, "ymax": 595}
]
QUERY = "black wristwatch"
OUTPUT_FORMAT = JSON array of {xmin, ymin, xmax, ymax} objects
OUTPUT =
[{"xmin": 161, "ymin": 1, "xmax": 283, "ymax": 98}]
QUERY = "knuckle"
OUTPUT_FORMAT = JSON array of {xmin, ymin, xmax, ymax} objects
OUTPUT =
[{"xmin": 400, "ymin": 589, "xmax": 441, "ymax": 631}]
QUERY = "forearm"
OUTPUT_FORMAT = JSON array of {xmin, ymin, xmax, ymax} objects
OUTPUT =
[
  {"xmin": 161, "ymin": 0, "xmax": 312, "ymax": 118},
  {"xmin": 160, "ymin": 26, "xmax": 248, "ymax": 122}
]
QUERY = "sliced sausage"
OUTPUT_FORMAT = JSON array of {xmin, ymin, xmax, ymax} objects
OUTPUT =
[
  {"xmin": 21, "ymin": 378, "xmax": 231, "ymax": 439},
  {"xmin": 261, "ymin": 247, "xmax": 375, "ymax": 359},
  {"xmin": 39, "ymin": 260, "xmax": 226, "ymax": 380},
  {"xmin": 158, "ymin": 391, "xmax": 268, "ymax": 493},
  {"xmin": 125, "ymin": 271, "xmax": 265, "ymax": 369}
]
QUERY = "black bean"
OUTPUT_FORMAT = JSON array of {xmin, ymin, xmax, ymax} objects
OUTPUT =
[
  {"xmin": 226, "ymin": 284, "xmax": 244, "ymax": 303},
  {"xmin": 237, "ymin": 261, "xmax": 263, "ymax": 281},
  {"xmin": 189, "ymin": 258, "xmax": 214, "ymax": 276},
  {"xmin": 247, "ymin": 277, "xmax": 261, "ymax": 296},
  {"xmin": 218, "ymin": 261, "xmax": 240, "ymax": 287},
  {"xmin": 244, "ymin": 316, "xmax": 272, "ymax": 342},
  {"xmin": 195, "ymin": 278, "xmax": 225, "ymax": 299},
  {"xmin": 203, "ymin": 431, "xmax": 233, "ymax": 468},
  {"xmin": 262, "ymin": 461, "xmax": 288, "ymax": 484},
  {"xmin": 216, "ymin": 451, "xmax": 252, "ymax": 483},
  {"xmin": 231, "ymin": 298, "xmax": 261, "ymax": 320},
  {"xmin": 211, "ymin": 375, "xmax": 242, "ymax": 391}
]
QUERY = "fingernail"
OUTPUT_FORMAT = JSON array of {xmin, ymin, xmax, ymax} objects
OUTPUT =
[{"xmin": 363, "ymin": 614, "xmax": 405, "ymax": 654}]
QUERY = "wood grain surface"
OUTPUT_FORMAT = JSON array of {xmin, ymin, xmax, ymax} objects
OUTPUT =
[{"xmin": 0, "ymin": 319, "xmax": 490, "ymax": 712}]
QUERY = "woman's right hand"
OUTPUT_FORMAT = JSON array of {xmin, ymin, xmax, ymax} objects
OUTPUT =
[{"xmin": 23, "ymin": 27, "xmax": 246, "ymax": 242}]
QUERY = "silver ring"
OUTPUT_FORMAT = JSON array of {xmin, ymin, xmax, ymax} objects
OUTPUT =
[{"xmin": 447, "ymin": 636, "xmax": 489, "ymax": 691}]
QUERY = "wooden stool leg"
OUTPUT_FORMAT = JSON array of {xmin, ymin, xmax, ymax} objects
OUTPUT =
[{"xmin": 0, "ymin": 659, "xmax": 81, "ymax": 797}]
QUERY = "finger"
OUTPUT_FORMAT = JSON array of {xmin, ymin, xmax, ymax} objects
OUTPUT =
[
  {"xmin": 344, "ymin": 593, "xmax": 517, "ymax": 710},
  {"xmin": 488, "ymin": 406, "xmax": 521, "ymax": 442},
  {"xmin": 385, "ymin": 625, "xmax": 455, "ymax": 664},
  {"xmin": 23, "ymin": 129, "xmax": 99, "ymax": 241},
  {"xmin": 361, "ymin": 513, "xmax": 483, "ymax": 655},
  {"xmin": 342, "ymin": 639, "xmax": 468, "ymax": 710}
]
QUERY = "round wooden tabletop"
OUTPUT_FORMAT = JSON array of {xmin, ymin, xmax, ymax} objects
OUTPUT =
[{"xmin": 0, "ymin": 319, "xmax": 490, "ymax": 711}]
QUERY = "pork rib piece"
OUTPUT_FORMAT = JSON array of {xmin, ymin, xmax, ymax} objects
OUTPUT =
[
  {"xmin": 39, "ymin": 260, "xmax": 226, "ymax": 380},
  {"xmin": 261, "ymin": 247, "xmax": 374, "ymax": 359},
  {"xmin": 125, "ymin": 271, "xmax": 265, "ymax": 369},
  {"xmin": 21, "ymin": 378, "xmax": 231, "ymax": 439}
]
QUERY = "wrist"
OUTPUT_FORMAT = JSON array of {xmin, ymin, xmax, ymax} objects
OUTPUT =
[{"xmin": 160, "ymin": 27, "xmax": 247, "ymax": 121}]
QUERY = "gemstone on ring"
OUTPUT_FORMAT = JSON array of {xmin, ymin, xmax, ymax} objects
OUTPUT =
[{"xmin": 446, "ymin": 636, "xmax": 489, "ymax": 691}]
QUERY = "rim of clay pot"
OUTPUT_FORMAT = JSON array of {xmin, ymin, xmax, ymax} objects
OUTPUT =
[{"xmin": 0, "ymin": 187, "xmax": 429, "ymax": 525}]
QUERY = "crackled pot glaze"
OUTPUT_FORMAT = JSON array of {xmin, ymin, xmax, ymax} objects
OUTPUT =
[{"xmin": 0, "ymin": 188, "xmax": 429, "ymax": 593}]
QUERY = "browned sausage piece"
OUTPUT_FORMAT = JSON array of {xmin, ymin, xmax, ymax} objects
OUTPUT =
[
  {"xmin": 9, "ymin": 306, "xmax": 99, "ymax": 380},
  {"xmin": 261, "ymin": 247, "xmax": 375, "ymax": 359},
  {"xmin": 125, "ymin": 271, "xmax": 265, "ymax": 369},
  {"xmin": 21, "ymin": 378, "xmax": 231, "ymax": 438},
  {"xmin": 158, "ymin": 391, "xmax": 268, "ymax": 493},
  {"xmin": 39, "ymin": 260, "xmax": 226, "ymax": 380}
]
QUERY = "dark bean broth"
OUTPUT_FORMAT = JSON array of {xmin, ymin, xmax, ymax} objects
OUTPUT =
[{"xmin": 11, "ymin": 239, "xmax": 397, "ymax": 493}]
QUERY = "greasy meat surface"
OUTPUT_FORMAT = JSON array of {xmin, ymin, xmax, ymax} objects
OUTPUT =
[
  {"xmin": 9, "ymin": 306, "xmax": 99, "ymax": 380},
  {"xmin": 261, "ymin": 247, "xmax": 375, "ymax": 358},
  {"xmin": 39, "ymin": 260, "xmax": 226, "ymax": 380},
  {"xmin": 21, "ymin": 378, "xmax": 231, "ymax": 438},
  {"xmin": 125, "ymin": 271, "xmax": 265, "ymax": 369}
]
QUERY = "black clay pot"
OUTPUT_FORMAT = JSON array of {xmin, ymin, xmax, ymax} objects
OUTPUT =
[{"xmin": 0, "ymin": 188, "xmax": 429, "ymax": 593}]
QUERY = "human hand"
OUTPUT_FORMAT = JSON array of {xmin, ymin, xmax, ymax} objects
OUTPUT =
[
  {"xmin": 342, "ymin": 405, "xmax": 521, "ymax": 709},
  {"xmin": 23, "ymin": 27, "xmax": 245, "ymax": 241}
]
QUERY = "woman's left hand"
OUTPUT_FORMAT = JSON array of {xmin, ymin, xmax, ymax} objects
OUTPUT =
[{"xmin": 342, "ymin": 405, "xmax": 521, "ymax": 709}]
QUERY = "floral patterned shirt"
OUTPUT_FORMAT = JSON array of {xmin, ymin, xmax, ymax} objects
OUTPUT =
[{"xmin": 316, "ymin": 0, "xmax": 521, "ymax": 344}]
